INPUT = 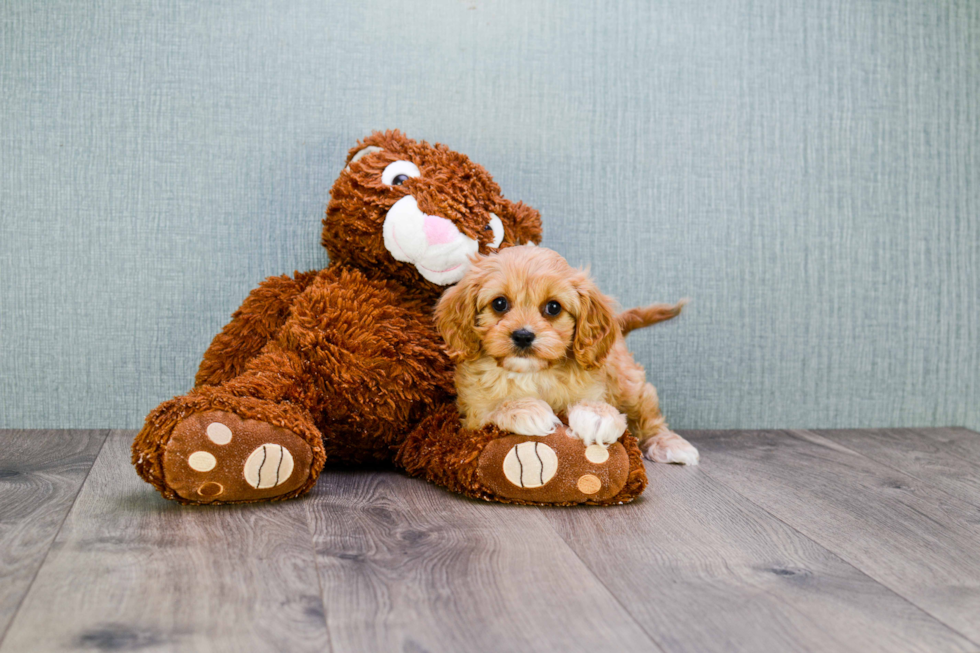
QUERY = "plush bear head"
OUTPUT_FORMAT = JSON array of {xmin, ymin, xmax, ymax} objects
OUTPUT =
[{"xmin": 322, "ymin": 130, "xmax": 542, "ymax": 298}]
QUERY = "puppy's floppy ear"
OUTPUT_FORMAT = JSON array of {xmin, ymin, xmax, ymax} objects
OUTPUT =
[
  {"xmin": 572, "ymin": 275, "xmax": 618, "ymax": 370},
  {"xmin": 435, "ymin": 269, "xmax": 483, "ymax": 362}
]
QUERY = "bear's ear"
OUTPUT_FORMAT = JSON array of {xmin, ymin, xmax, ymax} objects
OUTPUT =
[
  {"xmin": 345, "ymin": 130, "xmax": 416, "ymax": 170},
  {"xmin": 345, "ymin": 145, "xmax": 383, "ymax": 170},
  {"xmin": 495, "ymin": 198, "xmax": 543, "ymax": 247}
]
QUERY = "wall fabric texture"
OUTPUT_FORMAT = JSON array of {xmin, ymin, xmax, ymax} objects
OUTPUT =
[{"xmin": 1, "ymin": 0, "xmax": 977, "ymax": 430}]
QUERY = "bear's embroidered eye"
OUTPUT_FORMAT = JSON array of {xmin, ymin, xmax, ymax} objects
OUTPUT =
[
  {"xmin": 544, "ymin": 300, "xmax": 562, "ymax": 317},
  {"xmin": 382, "ymin": 160, "xmax": 420, "ymax": 186},
  {"xmin": 486, "ymin": 213, "xmax": 505, "ymax": 248},
  {"xmin": 491, "ymin": 296, "xmax": 509, "ymax": 313}
]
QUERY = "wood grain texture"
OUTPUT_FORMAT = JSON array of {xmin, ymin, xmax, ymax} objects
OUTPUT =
[
  {"xmin": 812, "ymin": 428, "xmax": 980, "ymax": 510},
  {"xmin": 307, "ymin": 470, "xmax": 658, "ymax": 653},
  {"xmin": 6, "ymin": 428, "xmax": 980, "ymax": 652},
  {"xmin": 0, "ymin": 430, "xmax": 107, "ymax": 642},
  {"xmin": 691, "ymin": 429, "xmax": 980, "ymax": 646},
  {"xmin": 0, "ymin": 431, "xmax": 331, "ymax": 653},
  {"xmin": 542, "ymin": 462, "xmax": 974, "ymax": 653}
]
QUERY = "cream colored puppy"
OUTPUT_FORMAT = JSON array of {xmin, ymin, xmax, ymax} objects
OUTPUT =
[{"xmin": 435, "ymin": 245, "xmax": 699, "ymax": 465}]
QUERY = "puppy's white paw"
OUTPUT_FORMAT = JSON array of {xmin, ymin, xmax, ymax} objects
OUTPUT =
[
  {"xmin": 490, "ymin": 399, "xmax": 563, "ymax": 437},
  {"xmin": 568, "ymin": 402, "xmax": 627, "ymax": 447},
  {"xmin": 643, "ymin": 432, "xmax": 700, "ymax": 465}
]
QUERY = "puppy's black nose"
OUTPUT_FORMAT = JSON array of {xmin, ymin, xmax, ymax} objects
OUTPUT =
[{"xmin": 511, "ymin": 328, "xmax": 536, "ymax": 349}]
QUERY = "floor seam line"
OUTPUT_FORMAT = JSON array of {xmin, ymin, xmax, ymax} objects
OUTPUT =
[
  {"xmin": 0, "ymin": 429, "xmax": 111, "ymax": 649},
  {"xmin": 798, "ymin": 428, "xmax": 980, "ymax": 513},
  {"xmin": 533, "ymin": 506, "xmax": 669, "ymax": 653},
  {"xmin": 303, "ymin": 491, "xmax": 336, "ymax": 653},
  {"xmin": 696, "ymin": 451, "xmax": 980, "ymax": 649}
]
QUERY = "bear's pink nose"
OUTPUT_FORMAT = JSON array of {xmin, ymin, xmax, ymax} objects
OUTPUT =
[{"xmin": 423, "ymin": 214, "xmax": 458, "ymax": 245}]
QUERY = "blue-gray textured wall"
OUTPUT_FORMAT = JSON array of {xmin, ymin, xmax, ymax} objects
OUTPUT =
[{"xmin": 1, "ymin": 0, "xmax": 977, "ymax": 430}]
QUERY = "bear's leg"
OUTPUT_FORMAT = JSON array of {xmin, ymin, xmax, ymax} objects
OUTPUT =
[
  {"xmin": 133, "ymin": 347, "xmax": 327, "ymax": 505},
  {"xmin": 394, "ymin": 404, "xmax": 648, "ymax": 506}
]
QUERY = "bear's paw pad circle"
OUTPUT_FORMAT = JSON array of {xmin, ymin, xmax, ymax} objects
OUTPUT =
[
  {"xmin": 198, "ymin": 482, "xmax": 224, "ymax": 497},
  {"xmin": 502, "ymin": 442, "xmax": 558, "ymax": 488},
  {"xmin": 577, "ymin": 474, "xmax": 602, "ymax": 495},
  {"xmin": 206, "ymin": 422, "xmax": 233, "ymax": 445},
  {"xmin": 584, "ymin": 444, "xmax": 609, "ymax": 464},
  {"xmin": 187, "ymin": 451, "xmax": 216, "ymax": 472},
  {"xmin": 243, "ymin": 444, "xmax": 294, "ymax": 489}
]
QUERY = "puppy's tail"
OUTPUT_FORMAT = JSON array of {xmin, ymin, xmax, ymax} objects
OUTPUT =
[{"xmin": 617, "ymin": 299, "xmax": 688, "ymax": 336}]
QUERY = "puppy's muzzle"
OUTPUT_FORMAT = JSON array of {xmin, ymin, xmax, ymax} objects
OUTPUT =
[{"xmin": 511, "ymin": 328, "xmax": 536, "ymax": 350}]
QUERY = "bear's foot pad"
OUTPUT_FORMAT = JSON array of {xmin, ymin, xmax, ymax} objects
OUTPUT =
[
  {"xmin": 162, "ymin": 411, "xmax": 313, "ymax": 503},
  {"xmin": 477, "ymin": 426, "xmax": 629, "ymax": 504}
]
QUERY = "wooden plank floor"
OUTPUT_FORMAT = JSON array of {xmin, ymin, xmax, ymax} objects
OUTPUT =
[{"xmin": 1, "ymin": 429, "xmax": 979, "ymax": 653}]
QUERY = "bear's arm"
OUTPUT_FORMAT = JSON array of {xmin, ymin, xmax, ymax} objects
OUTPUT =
[
  {"xmin": 212, "ymin": 267, "xmax": 455, "ymax": 438},
  {"xmin": 194, "ymin": 270, "xmax": 320, "ymax": 387},
  {"xmin": 272, "ymin": 268, "xmax": 456, "ymax": 412}
]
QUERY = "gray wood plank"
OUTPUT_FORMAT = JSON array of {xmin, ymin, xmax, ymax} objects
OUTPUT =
[
  {"xmin": 812, "ymin": 428, "xmax": 980, "ymax": 510},
  {"xmin": 916, "ymin": 428, "xmax": 980, "ymax": 468},
  {"xmin": 0, "ymin": 430, "xmax": 107, "ymax": 644},
  {"xmin": 0, "ymin": 431, "xmax": 331, "ymax": 653},
  {"xmin": 917, "ymin": 428, "xmax": 980, "ymax": 453},
  {"xmin": 307, "ymin": 470, "xmax": 659, "ymax": 653},
  {"xmin": 541, "ymin": 461, "xmax": 975, "ymax": 653},
  {"xmin": 690, "ymin": 429, "xmax": 980, "ymax": 646}
]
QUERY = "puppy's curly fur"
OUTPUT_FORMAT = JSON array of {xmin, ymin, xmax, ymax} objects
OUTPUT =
[{"xmin": 435, "ymin": 245, "xmax": 699, "ymax": 465}]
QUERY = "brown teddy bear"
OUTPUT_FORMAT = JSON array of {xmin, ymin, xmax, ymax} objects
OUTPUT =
[{"xmin": 132, "ymin": 130, "xmax": 648, "ymax": 505}]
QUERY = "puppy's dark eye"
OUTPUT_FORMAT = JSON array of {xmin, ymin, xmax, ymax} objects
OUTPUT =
[
  {"xmin": 544, "ymin": 300, "xmax": 562, "ymax": 317},
  {"xmin": 491, "ymin": 297, "xmax": 509, "ymax": 313},
  {"xmin": 391, "ymin": 174, "xmax": 409, "ymax": 186}
]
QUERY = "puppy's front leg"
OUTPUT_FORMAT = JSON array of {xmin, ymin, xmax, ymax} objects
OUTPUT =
[
  {"xmin": 486, "ymin": 398, "xmax": 563, "ymax": 437},
  {"xmin": 568, "ymin": 401, "xmax": 627, "ymax": 447}
]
